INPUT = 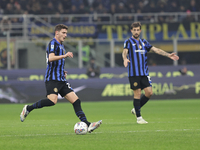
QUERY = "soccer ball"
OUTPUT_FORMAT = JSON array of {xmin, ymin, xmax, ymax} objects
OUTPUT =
[{"xmin": 74, "ymin": 122, "xmax": 88, "ymax": 135}]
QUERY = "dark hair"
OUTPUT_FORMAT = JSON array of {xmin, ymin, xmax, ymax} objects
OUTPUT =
[
  {"xmin": 54, "ymin": 24, "xmax": 68, "ymax": 32},
  {"xmin": 130, "ymin": 22, "xmax": 141, "ymax": 29}
]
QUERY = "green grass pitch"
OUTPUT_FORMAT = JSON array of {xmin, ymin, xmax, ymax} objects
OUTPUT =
[{"xmin": 0, "ymin": 99, "xmax": 200, "ymax": 150}]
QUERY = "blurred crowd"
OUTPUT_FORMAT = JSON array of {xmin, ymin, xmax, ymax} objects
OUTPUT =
[
  {"xmin": 0, "ymin": 0, "xmax": 199, "ymax": 15},
  {"xmin": 0, "ymin": 0, "xmax": 200, "ymax": 37}
]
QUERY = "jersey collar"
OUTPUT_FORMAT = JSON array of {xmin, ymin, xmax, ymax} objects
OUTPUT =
[
  {"xmin": 131, "ymin": 37, "xmax": 140, "ymax": 43},
  {"xmin": 53, "ymin": 38, "xmax": 62, "ymax": 45}
]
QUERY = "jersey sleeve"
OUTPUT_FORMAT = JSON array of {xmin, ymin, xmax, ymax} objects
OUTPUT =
[
  {"xmin": 123, "ymin": 39, "xmax": 129, "ymax": 49},
  {"xmin": 142, "ymin": 39, "xmax": 152, "ymax": 52},
  {"xmin": 46, "ymin": 40, "xmax": 56, "ymax": 54},
  {"xmin": 49, "ymin": 40, "xmax": 56, "ymax": 53}
]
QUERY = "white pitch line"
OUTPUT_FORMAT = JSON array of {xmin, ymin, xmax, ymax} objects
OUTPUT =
[{"xmin": 0, "ymin": 129, "xmax": 200, "ymax": 138}]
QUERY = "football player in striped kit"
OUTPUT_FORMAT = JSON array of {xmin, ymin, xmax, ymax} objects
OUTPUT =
[
  {"xmin": 122, "ymin": 22, "xmax": 179, "ymax": 124},
  {"xmin": 20, "ymin": 24, "xmax": 102, "ymax": 132}
]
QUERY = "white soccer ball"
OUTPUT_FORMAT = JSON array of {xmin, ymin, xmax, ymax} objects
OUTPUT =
[{"xmin": 74, "ymin": 122, "xmax": 88, "ymax": 135}]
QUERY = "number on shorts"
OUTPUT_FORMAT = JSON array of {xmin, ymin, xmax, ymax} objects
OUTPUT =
[
  {"xmin": 66, "ymin": 83, "xmax": 71, "ymax": 89},
  {"xmin": 147, "ymin": 76, "xmax": 152, "ymax": 85},
  {"xmin": 46, "ymin": 53, "xmax": 48, "ymax": 65}
]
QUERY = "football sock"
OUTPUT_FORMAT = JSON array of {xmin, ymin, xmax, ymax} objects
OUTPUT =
[
  {"xmin": 137, "ymin": 116, "xmax": 143, "ymax": 120},
  {"xmin": 73, "ymin": 99, "xmax": 90, "ymax": 127},
  {"xmin": 27, "ymin": 99, "xmax": 55, "ymax": 112},
  {"xmin": 140, "ymin": 95, "xmax": 149, "ymax": 107},
  {"xmin": 134, "ymin": 98, "xmax": 141, "ymax": 117}
]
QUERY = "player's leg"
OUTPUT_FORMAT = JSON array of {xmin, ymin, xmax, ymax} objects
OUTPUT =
[
  {"xmin": 64, "ymin": 91, "xmax": 91, "ymax": 126},
  {"xmin": 26, "ymin": 81, "xmax": 59, "ymax": 112},
  {"xmin": 129, "ymin": 76, "xmax": 142, "ymax": 117},
  {"xmin": 27, "ymin": 94, "xmax": 57, "ymax": 112},
  {"xmin": 20, "ymin": 81, "xmax": 58, "ymax": 122},
  {"xmin": 129, "ymin": 76, "xmax": 148, "ymax": 124},
  {"xmin": 131, "ymin": 76, "xmax": 153, "ymax": 124},
  {"xmin": 133, "ymin": 88, "xmax": 142, "ymax": 118},
  {"xmin": 20, "ymin": 95, "xmax": 56, "ymax": 122},
  {"xmin": 141, "ymin": 86, "xmax": 153, "ymax": 107},
  {"xmin": 140, "ymin": 76, "xmax": 153, "ymax": 107},
  {"xmin": 64, "ymin": 92, "xmax": 102, "ymax": 133},
  {"xmin": 132, "ymin": 89, "xmax": 147, "ymax": 124},
  {"xmin": 60, "ymin": 82, "xmax": 91, "ymax": 126}
]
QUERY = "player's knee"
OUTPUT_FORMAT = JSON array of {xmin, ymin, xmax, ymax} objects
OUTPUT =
[
  {"xmin": 133, "ymin": 89, "xmax": 142, "ymax": 98},
  {"xmin": 72, "ymin": 99, "xmax": 81, "ymax": 106},
  {"xmin": 48, "ymin": 99, "xmax": 57, "ymax": 104},
  {"xmin": 47, "ymin": 95, "xmax": 58, "ymax": 104},
  {"xmin": 52, "ymin": 99, "xmax": 57, "ymax": 104},
  {"xmin": 149, "ymin": 91, "xmax": 153, "ymax": 97},
  {"xmin": 144, "ymin": 89, "xmax": 153, "ymax": 98},
  {"xmin": 147, "ymin": 91, "xmax": 153, "ymax": 98}
]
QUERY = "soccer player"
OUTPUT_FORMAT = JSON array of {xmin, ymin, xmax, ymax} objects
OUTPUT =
[
  {"xmin": 20, "ymin": 24, "xmax": 102, "ymax": 133},
  {"xmin": 122, "ymin": 22, "xmax": 179, "ymax": 124}
]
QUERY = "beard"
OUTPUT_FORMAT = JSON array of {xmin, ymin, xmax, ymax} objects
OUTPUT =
[{"xmin": 133, "ymin": 34, "xmax": 140, "ymax": 39}]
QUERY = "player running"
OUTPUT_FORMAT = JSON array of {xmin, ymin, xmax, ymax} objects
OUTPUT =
[{"xmin": 20, "ymin": 24, "xmax": 102, "ymax": 133}]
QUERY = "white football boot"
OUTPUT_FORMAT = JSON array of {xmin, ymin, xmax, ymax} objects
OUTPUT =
[
  {"xmin": 20, "ymin": 105, "xmax": 29, "ymax": 122},
  {"xmin": 88, "ymin": 120, "xmax": 102, "ymax": 133},
  {"xmin": 131, "ymin": 108, "xmax": 148, "ymax": 124},
  {"xmin": 137, "ymin": 117, "xmax": 148, "ymax": 124},
  {"xmin": 131, "ymin": 108, "xmax": 137, "ymax": 118}
]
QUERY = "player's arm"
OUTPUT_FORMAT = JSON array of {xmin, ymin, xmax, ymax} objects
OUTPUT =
[
  {"xmin": 64, "ymin": 71, "xmax": 67, "ymax": 78},
  {"xmin": 49, "ymin": 52, "xmax": 73, "ymax": 62},
  {"xmin": 150, "ymin": 46, "xmax": 179, "ymax": 61},
  {"xmin": 122, "ymin": 48, "xmax": 130, "ymax": 67}
]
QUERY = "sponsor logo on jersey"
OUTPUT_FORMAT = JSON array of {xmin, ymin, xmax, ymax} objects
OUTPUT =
[{"xmin": 135, "ymin": 49, "xmax": 145, "ymax": 54}]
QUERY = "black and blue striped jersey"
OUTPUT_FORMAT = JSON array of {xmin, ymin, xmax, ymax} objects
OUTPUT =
[
  {"xmin": 45, "ymin": 38, "xmax": 66, "ymax": 81},
  {"xmin": 124, "ymin": 37, "xmax": 152, "ymax": 77}
]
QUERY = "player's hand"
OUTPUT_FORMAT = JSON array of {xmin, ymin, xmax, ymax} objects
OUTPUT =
[
  {"xmin": 123, "ymin": 59, "xmax": 130, "ymax": 67},
  {"xmin": 64, "ymin": 71, "xmax": 67, "ymax": 78},
  {"xmin": 65, "ymin": 52, "xmax": 73, "ymax": 58},
  {"xmin": 169, "ymin": 53, "xmax": 179, "ymax": 61}
]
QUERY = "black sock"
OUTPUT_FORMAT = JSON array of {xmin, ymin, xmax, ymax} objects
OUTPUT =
[
  {"xmin": 140, "ymin": 95, "xmax": 149, "ymax": 108},
  {"xmin": 27, "ymin": 99, "xmax": 55, "ymax": 112},
  {"xmin": 73, "ymin": 99, "xmax": 90, "ymax": 127},
  {"xmin": 134, "ymin": 98, "xmax": 141, "ymax": 117}
]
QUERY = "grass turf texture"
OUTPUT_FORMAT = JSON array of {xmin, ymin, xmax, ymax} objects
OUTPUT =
[{"xmin": 0, "ymin": 99, "xmax": 200, "ymax": 150}]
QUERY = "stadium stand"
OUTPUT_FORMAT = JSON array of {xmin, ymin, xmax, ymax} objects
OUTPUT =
[
  {"xmin": 0, "ymin": 0, "xmax": 199, "ymax": 15},
  {"xmin": 0, "ymin": 0, "xmax": 200, "ymax": 69},
  {"xmin": 0, "ymin": 0, "xmax": 199, "ymax": 26}
]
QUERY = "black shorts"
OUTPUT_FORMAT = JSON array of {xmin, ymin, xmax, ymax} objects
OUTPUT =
[
  {"xmin": 129, "ymin": 76, "xmax": 152, "ymax": 90},
  {"xmin": 45, "ymin": 81, "xmax": 74, "ymax": 97}
]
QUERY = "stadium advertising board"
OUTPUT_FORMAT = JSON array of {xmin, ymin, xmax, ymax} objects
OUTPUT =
[
  {"xmin": 29, "ymin": 22, "xmax": 200, "ymax": 41},
  {"xmin": 0, "ymin": 65, "xmax": 200, "ymax": 103},
  {"xmin": 99, "ymin": 22, "xmax": 200, "ymax": 40},
  {"xmin": 29, "ymin": 24, "xmax": 97, "ymax": 38}
]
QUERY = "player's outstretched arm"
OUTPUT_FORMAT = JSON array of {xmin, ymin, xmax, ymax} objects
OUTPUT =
[
  {"xmin": 168, "ymin": 52, "xmax": 179, "ymax": 61},
  {"xmin": 122, "ymin": 49, "xmax": 130, "ymax": 67},
  {"xmin": 150, "ymin": 46, "xmax": 179, "ymax": 61}
]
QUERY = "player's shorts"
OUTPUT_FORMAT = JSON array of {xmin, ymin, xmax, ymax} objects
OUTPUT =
[
  {"xmin": 45, "ymin": 81, "xmax": 74, "ymax": 97},
  {"xmin": 129, "ymin": 76, "xmax": 152, "ymax": 90}
]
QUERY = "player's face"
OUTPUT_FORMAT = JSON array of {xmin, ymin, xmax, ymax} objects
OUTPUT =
[
  {"xmin": 56, "ymin": 29, "xmax": 67, "ymax": 43},
  {"xmin": 131, "ymin": 27, "xmax": 141, "ymax": 39}
]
